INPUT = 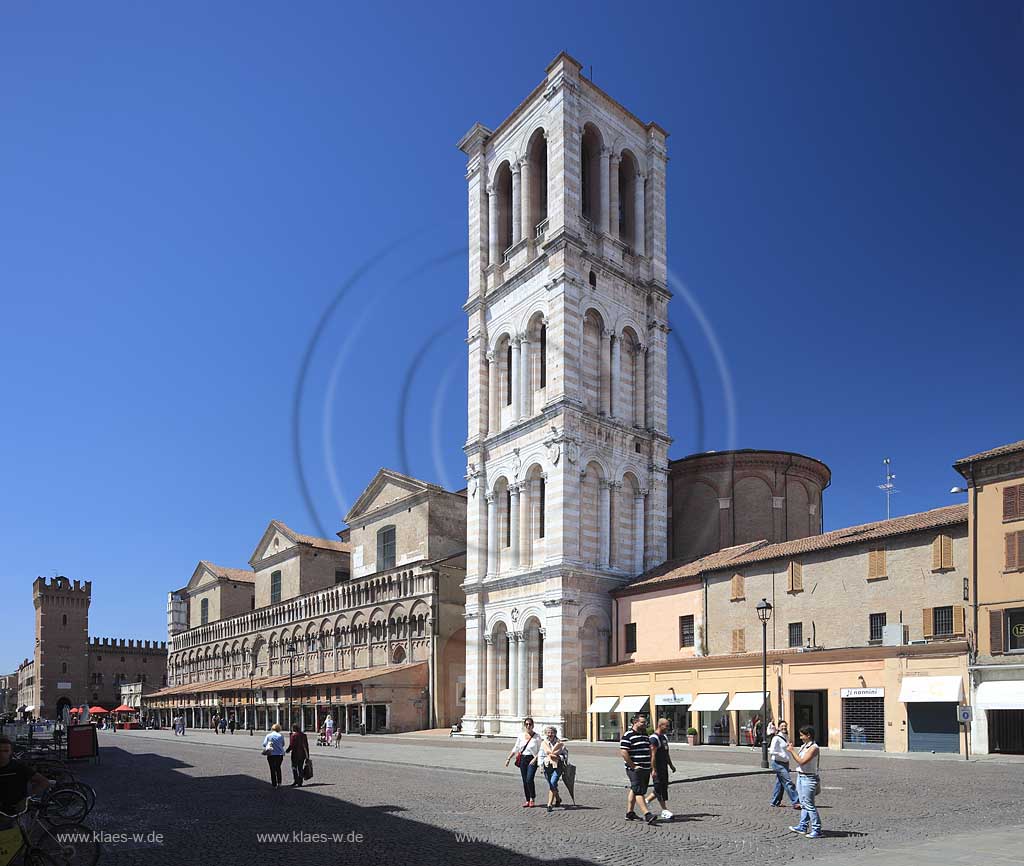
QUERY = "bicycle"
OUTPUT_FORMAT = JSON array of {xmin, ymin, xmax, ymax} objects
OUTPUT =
[{"xmin": 0, "ymin": 796, "xmax": 99, "ymax": 866}]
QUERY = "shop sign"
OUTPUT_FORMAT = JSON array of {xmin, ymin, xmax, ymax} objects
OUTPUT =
[
  {"xmin": 57, "ymin": 682, "xmax": 72, "ymax": 690},
  {"xmin": 840, "ymin": 687, "xmax": 884, "ymax": 698},
  {"xmin": 654, "ymin": 693, "xmax": 693, "ymax": 706}
]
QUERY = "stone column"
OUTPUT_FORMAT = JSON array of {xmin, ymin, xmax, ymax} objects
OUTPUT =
[
  {"xmin": 511, "ymin": 163, "xmax": 522, "ymax": 246},
  {"xmin": 519, "ymin": 337, "xmax": 531, "ymax": 419},
  {"xmin": 511, "ymin": 337, "xmax": 522, "ymax": 423},
  {"xmin": 486, "ymin": 351, "xmax": 497, "ymax": 436},
  {"xmin": 487, "ymin": 185, "xmax": 499, "ymax": 268},
  {"xmin": 485, "ymin": 636, "xmax": 497, "ymax": 717},
  {"xmin": 599, "ymin": 481, "xmax": 612, "ymax": 568},
  {"xmin": 508, "ymin": 633, "xmax": 520, "ymax": 718},
  {"xmin": 520, "ymin": 479, "xmax": 532, "ymax": 569},
  {"xmin": 486, "ymin": 494, "xmax": 498, "ymax": 577},
  {"xmin": 608, "ymin": 152, "xmax": 620, "ymax": 239},
  {"xmin": 509, "ymin": 484, "xmax": 521, "ymax": 570},
  {"xmin": 609, "ymin": 332, "xmax": 620, "ymax": 418},
  {"xmin": 637, "ymin": 345, "xmax": 648, "ymax": 428},
  {"xmin": 634, "ymin": 174, "xmax": 646, "ymax": 257},
  {"xmin": 519, "ymin": 157, "xmax": 532, "ymax": 242},
  {"xmin": 517, "ymin": 631, "xmax": 529, "ymax": 717},
  {"xmin": 600, "ymin": 329, "xmax": 612, "ymax": 415},
  {"xmin": 598, "ymin": 147, "xmax": 609, "ymax": 233},
  {"xmin": 634, "ymin": 490, "xmax": 647, "ymax": 575}
]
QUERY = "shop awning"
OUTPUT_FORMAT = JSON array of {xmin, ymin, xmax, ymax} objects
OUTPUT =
[
  {"xmin": 613, "ymin": 695, "xmax": 650, "ymax": 714},
  {"xmin": 655, "ymin": 693, "xmax": 692, "ymax": 706},
  {"xmin": 976, "ymin": 680, "xmax": 1024, "ymax": 710},
  {"xmin": 726, "ymin": 692, "xmax": 769, "ymax": 712},
  {"xmin": 898, "ymin": 676, "xmax": 963, "ymax": 703},
  {"xmin": 690, "ymin": 692, "xmax": 729, "ymax": 712},
  {"xmin": 587, "ymin": 696, "xmax": 619, "ymax": 713}
]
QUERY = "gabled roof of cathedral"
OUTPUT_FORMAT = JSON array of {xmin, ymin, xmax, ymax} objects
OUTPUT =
[
  {"xmin": 187, "ymin": 560, "xmax": 256, "ymax": 590},
  {"xmin": 248, "ymin": 519, "xmax": 350, "ymax": 566},
  {"xmin": 617, "ymin": 504, "xmax": 967, "ymax": 597},
  {"xmin": 343, "ymin": 467, "xmax": 462, "ymax": 525}
]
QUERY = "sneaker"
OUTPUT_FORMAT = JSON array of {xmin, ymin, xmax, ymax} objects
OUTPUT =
[
  {"xmin": 522, "ymin": 801, "xmax": 531, "ymax": 808},
  {"xmin": 789, "ymin": 826, "xmax": 807, "ymax": 835},
  {"xmin": 626, "ymin": 811, "xmax": 639, "ymax": 821},
  {"xmin": 547, "ymin": 806, "xmax": 553, "ymax": 813},
  {"xmin": 805, "ymin": 832, "xmax": 822, "ymax": 839},
  {"xmin": 644, "ymin": 813, "xmax": 658, "ymax": 825},
  {"xmin": 528, "ymin": 800, "xmax": 535, "ymax": 808},
  {"xmin": 658, "ymin": 811, "xmax": 674, "ymax": 821}
]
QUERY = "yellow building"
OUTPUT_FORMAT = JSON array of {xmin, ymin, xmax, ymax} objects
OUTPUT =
[{"xmin": 955, "ymin": 438, "xmax": 1024, "ymax": 754}]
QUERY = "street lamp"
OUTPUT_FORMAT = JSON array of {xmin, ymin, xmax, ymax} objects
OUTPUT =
[
  {"xmin": 286, "ymin": 639, "xmax": 297, "ymax": 730},
  {"xmin": 756, "ymin": 598, "xmax": 773, "ymax": 770},
  {"xmin": 248, "ymin": 669, "xmax": 256, "ymax": 736}
]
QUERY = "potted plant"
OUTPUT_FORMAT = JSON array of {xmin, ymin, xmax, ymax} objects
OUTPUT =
[{"xmin": 686, "ymin": 727, "xmax": 698, "ymax": 746}]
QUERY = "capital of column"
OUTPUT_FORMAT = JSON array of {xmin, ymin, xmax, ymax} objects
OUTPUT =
[
  {"xmin": 609, "ymin": 151, "xmax": 620, "ymax": 166},
  {"xmin": 602, "ymin": 327, "xmax": 614, "ymax": 339},
  {"xmin": 601, "ymin": 479, "xmax": 621, "ymax": 490},
  {"xmin": 485, "ymin": 492, "xmax": 496, "ymax": 504},
  {"xmin": 486, "ymin": 184, "xmax": 496, "ymax": 196},
  {"xmin": 483, "ymin": 635, "xmax": 493, "ymax": 646},
  {"xmin": 486, "ymin": 350, "xmax": 496, "ymax": 363},
  {"xmin": 511, "ymin": 161, "xmax": 522, "ymax": 176},
  {"xmin": 512, "ymin": 334, "xmax": 523, "ymax": 346}
]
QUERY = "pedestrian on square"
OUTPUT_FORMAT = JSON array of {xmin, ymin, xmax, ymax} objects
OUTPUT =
[
  {"xmin": 228, "ymin": 716, "xmax": 236, "ymax": 735},
  {"xmin": 645, "ymin": 718, "xmax": 675, "ymax": 820},
  {"xmin": 218, "ymin": 716, "xmax": 227, "ymax": 735},
  {"xmin": 538, "ymin": 726, "xmax": 566, "ymax": 813},
  {"xmin": 787, "ymin": 724, "xmax": 823, "ymax": 838},
  {"xmin": 325, "ymin": 714, "xmax": 335, "ymax": 745},
  {"xmin": 504, "ymin": 717, "xmax": 541, "ymax": 807},
  {"xmin": 261, "ymin": 723, "xmax": 286, "ymax": 788},
  {"xmin": 286, "ymin": 724, "xmax": 310, "ymax": 787},
  {"xmin": 768, "ymin": 721, "xmax": 800, "ymax": 808},
  {"xmin": 620, "ymin": 714, "xmax": 657, "ymax": 825}
]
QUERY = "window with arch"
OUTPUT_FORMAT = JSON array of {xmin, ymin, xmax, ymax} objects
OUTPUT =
[
  {"xmin": 538, "ymin": 477, "xmax": 546, "ymax": 539},
  {"xmin": 539, "ymin": 324, "xmax": 547, "ymax": 388},
  {"xmin": 504, "ymin": 488, "xmax": 512, "ymax": 547},
  {"xmin": 61, "ymin": 614, "xmax": 67, "ymax": 627},
  {"xmin": 377, "ymin": 526, "xmax": 396, "ymax": 571},
  {"xmin": 580, "ymin": 124, "xmax": 603, "ymax": 225},
  {"xmin": 61, "ymin": 662, "xmax": 68, "ymax": 674},
  {"xmin": 200, "ymin": 598, "xmax": 209, "ymax": 626},
  {"xmin": 270, "ymin": 571, "xmax": 282, "ymax": 605},
  {"xmin": 506, "ymin": 342, "xmax": 513, "ymax": 406}
]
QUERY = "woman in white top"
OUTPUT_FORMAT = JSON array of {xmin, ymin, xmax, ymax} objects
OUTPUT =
[
  {"xmin": 504, "ymin": 717, "xmax": 541, "ymax": 807},
  {"xmin": 787, "ymin": 724, "xmax": 822, "ymax": 838},
  {"xmin": 261, "ymin": 723, "xmax": 286, "ymax": 788},
  {"xmin": 768, "ymin": 721, "xmax": 799, "ymax": 807},
  {"xmin": 538, "ymin": 727, "xmax": 567, "ymax": 813}
]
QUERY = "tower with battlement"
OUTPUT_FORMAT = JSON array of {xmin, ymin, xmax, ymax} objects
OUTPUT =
[{"xmin": 32, "ymin": 576, "xmax": 91, "ymax": 718}]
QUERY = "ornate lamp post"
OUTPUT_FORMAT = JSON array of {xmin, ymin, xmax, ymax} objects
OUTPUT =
[
  {"xmin": 286, "ymin": 639, "xmax": 297, "ymax": 729},
  {"xmin": 248, "ymin": 669, "xmax": 256, "ymax": 735},
  {"xmin": 756, "ymin": 598, "xmax": 773, "ymax": 770}
]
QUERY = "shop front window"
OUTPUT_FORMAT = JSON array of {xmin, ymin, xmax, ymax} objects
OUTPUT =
[
  {"xmin": 1008, "ymin": 609, "xmax": 1024, "ymax": 652},
  {"xmin": 596, "ymin": 713, "xmax": 621, "ymax": 742}
]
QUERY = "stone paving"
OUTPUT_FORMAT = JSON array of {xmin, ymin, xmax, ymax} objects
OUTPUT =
[{"xmin": 69, "ymin": 730, "xmax": 1024, "ymax": 866}]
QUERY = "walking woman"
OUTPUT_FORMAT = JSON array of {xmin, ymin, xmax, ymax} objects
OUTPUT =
[
  {"xmin": 261, "ymin": 723, "xmax": 286, "ymax": 788},
  {"xmin": 539, "ymin": 726, "xmax": 566, "ymax": 813},
  {"xmin": 287, "ymin": 723, "xmax": 310, "ymax": 787},
  {"xmin": 504, "ymin": 717, "xmax": 541, "ymax": 807},
  {"xmin": 787, "ymin": 724, "xmax": 822, "ymax": 838},
  {"xmin": 768, "ymin": 721, "xmax": 800, "ymax": 808}
]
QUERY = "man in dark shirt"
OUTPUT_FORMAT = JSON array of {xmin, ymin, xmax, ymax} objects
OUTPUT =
[
  {"xmin": 619, "ymin": 714, "xmax": 656, "ymax": 825},
  {"xmin": 646, "ymin": 717, "xmax": 676, "ymax": 820},
  {"xmin": 0, "ymin": 737, "xmax": 51, "ymax": 814}
]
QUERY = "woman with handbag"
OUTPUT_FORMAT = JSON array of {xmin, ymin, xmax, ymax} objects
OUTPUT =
[
  {"xmin": 261, "ymin": 723, "xmax": 285, "ymax": 788},
  {"xmin": 504, "ymin": 717, "xmax": 540, "ymax": 807},
  {"xmin": 539, "ymin": 726, "xmax": 567, "ymax": 813},
  {"xmin": 287, "ymin": 723, "xmax": 310, "ymax": 787}
]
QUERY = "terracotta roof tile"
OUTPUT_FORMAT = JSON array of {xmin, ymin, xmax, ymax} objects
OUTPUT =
[
  {"xmin": 273, "ymin": 521, "xmax": 351, "ymax": 554},
  {"xmin": 201, "ymin": 562, "xmax": 256, "ymax": 584},
  {"xmin": 619, "ymin": 504, "xmax": 967, "ymax": 595},
  {"xmin": 954, "ymin": 439, "xmax": 1024, "ymax": 466}
]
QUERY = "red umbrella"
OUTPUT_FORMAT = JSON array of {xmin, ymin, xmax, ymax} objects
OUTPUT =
[
  {"xmin": 88, "ymin": 706, "xmax": 108, "ymax": 714},
  {"xmin": 112, "ymin": 705, "xmax": 134, "ymax": 713}
]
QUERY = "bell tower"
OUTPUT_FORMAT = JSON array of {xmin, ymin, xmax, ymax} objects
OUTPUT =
[
  {"xmin": 33, "ymin": 576, "xmax": 91, "ymax": 718},
  {"xmin": 459, "ymin": 53, "xmax": 671, "ymax": 735}
]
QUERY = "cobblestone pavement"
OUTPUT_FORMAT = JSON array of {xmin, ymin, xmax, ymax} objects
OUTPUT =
[{"xmin": 72, "ymin": 731, "xmax": 1024, "ymax": 866}]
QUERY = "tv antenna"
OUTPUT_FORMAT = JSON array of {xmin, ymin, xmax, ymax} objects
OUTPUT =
[{"xmin": 878, "ymin": 457, "xmax": 899, "ymax": 519}]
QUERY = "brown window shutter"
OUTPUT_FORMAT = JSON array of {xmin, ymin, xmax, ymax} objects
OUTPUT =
[
  {"xmin": 791, "ymin": 561, "xmax": 803, "ymax": 592},
  {"xmin": 990, "ymin": 609, "xmax": 1005, "ymax": 654},
  {"xmin": 737, "ymin": 628, "xmax": 746, "ymax": 653},
  {"xmin": 1007, "ymin": 532, "xmax": 1020, "ymax": 571},
  {"xmin": 953, "ymin": 605, "xmax": 965, "ymax": 636},
  {"xmin": 932, "ymin": 536, "xmax": 943, "ymax": 571},
  {"xmin": 1018, "ymin": 532, "xmax": 1024, "ymax": 571},
  {"xmin": 731, "ymin": 629, "xmax": 738, "ymax": 653},
  {"xmin": 1004, "ymin": 485, "xmax": 1020, "ymax": 521},
  {"xmin": 942, "ymin": 533, "xmax": 953, "ymax": 569},
  {"xmin": 731, "ymin": 574, "xmax": 744, "ymax": 601},
  {"xmin": 922, "ymin": 607, "xmax": 934, "ymax": 639},
  {"xmin": 868, "ymin": 547, "xmax": 886, "ymax": 579}
]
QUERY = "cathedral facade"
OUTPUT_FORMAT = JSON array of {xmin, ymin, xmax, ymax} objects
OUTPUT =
[{"xmin": 459, "ymin": 53, "xmax": 671, "ymax": 735}]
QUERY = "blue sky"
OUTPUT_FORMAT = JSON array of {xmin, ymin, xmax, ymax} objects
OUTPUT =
[{"xmin": 2, "ymin": 1, "xmax": 1021, "ymax": 670}]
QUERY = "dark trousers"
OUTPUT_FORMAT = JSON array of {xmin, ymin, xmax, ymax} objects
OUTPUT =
[
  {"xmin": 267, "ymin": 755, "xmax": 283, "ymax": 787},
  {"xmin": 519, "ymin": 758, "xmax": 537, "ymax": 800},
  {"xmin": 291, "ymin": 756, "xmax": 305, "ymax": 786}
]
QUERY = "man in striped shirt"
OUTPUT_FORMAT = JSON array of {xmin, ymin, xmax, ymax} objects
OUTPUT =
[{"xmin": 619, "ymin": 714, "xmax": 657, "ymax": 825}]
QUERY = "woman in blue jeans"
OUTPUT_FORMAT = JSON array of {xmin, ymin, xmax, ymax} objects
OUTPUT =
[
  {"xmin": 539, "ymin": 726, "xmax": 566, "ymax": 813},
  {"xmin": 767, "ymin": 721, "xmax": 800, "ymax": 808},
  {"xmin": 505, "ymin": 718, "xmax": 541, "ymax": 807},
  {"xmin": 787, "ymin": 724, "xmax": 822, "ymax": 838}
]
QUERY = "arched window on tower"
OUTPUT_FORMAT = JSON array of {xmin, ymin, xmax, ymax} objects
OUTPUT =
[
  {"xmin": 538, "ymin": 477, "xmax": 546, "ymax": 539},
  {"xmin": 506, "ymin": 343, "xmax": 513, "ymax": 406},
  {"xmin": 62, "ymin": 614, "xmax": 67, "ymax": 627},
  {"xmin": 539, "ymin": 324, "xmax": 547, "ymax": 388},
  {"xmin": 580, "ymin": 124, "xmax": 603, "ymax": 226}
]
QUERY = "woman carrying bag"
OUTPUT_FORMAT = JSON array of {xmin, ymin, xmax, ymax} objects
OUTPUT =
[
  {"xmin": 287, "ymin": 723, "xmax": 311, "ymax": 787},
  {"xmin": 261, "ymin": 723, "xmax": 286, "ymax": 788},
  {"xmin": 539, "ymin": 726, "xmax": 567, "ymax": 813},
  {"xmin": 504, "ymin": 717, "xmax": 541, "ymax": 807}
]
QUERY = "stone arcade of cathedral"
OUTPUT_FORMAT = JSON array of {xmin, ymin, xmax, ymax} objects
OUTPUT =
[{"xmin": 459, "ymin": 53, "xmax": 671, "ymax": 736}]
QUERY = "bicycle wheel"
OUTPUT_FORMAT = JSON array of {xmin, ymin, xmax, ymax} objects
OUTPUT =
[
  {"xmin": 50, "ymin": 783, "xmax": 95, "ymax": 819},
  {"xmin": 38, "ymin": 768, "xmax": 76, "ymax": 788},
  {"xmin": 38, "ymin": 790, "xmax": 89, "ymax": 826},
  {"xmin": 32, "ymin": 822, "xmax": 100, "ymax": 866}
]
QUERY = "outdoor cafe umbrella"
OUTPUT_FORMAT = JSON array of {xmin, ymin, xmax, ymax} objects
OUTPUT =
[
  {"xmin": 88, "ymin": 707, "xmax": 108, "ymax": 714},
  {"xmin": 112, "ymin": 705, "xmax": 133, "ymax": 713}
]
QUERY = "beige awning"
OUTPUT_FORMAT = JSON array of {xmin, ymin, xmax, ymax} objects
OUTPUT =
[
  {"xmin": 898, "ymin": 676, "xmax": 963, "ymax": 703},
  {"xmin": 976, "ymin": 680, "xmax": 1024, "ymax": 710},
  {"xmin": 613, "ymin": 695, "xmax": 650, "ymax": 714},
  {"xmin": 690, "ymin": 692, "xmax": 729, "ymax": 712},
  {"xmin": 587, "ymin": 696, "xmax": 619, "ymax": 713},
  {"xmin": 726, "ymin": 692, "xmax": 768, "ymax": 712}
]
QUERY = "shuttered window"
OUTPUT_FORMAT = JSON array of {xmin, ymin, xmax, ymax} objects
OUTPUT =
[
  {"xmin": 932, "ymin": 533, "xmax": 954, "ymax": 571},
  {"xmin": 922, "ymin": 606, "xmax": 934, "ymax": 639},
  {"xmin": 730, "ymin": 573, "xmax": 745, "ymax": 601},
  {"xmin": 679, "ymin": 615, "xmax": 695, "ymax": 648},
  {"xmin": 788, "ymin": 622, "xmax": 803, "ymax": 648},
  {"xmin": 624, "ymin": 623, "xmax": 637, "ymax": 654},
  {"xmin": 869, "ymin": 612, "xmax": 887, "ymax": 643},
  {"xmin": 867, "ymin": 547, "xmax": 887, "ymax": 580},
  {"xmin": 990, "ymin": 609, "xmax": 1005, "ymax": 655},
  {"xmin": 1006, "ymin": 531, "xmax": 1024, "ymax": 572},
  {"xmin": 953, "ymin": 604, "xmax": 966, "ymax": 636},
  {"xmin": 732, "ymin": 628, "xmax": 746, "ymax": 653},
  {"xmin": 787, "ymin": 561, "xmax": 803, "ymax": 593},
  {"xmin": 1004, "ymin": 483, "xmax": 1024, "ymax": 521}
]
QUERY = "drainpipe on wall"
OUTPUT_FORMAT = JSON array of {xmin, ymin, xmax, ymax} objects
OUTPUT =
[{"xmin": 969, "ymin": 462, "xmax": 979, "ymax": 665}]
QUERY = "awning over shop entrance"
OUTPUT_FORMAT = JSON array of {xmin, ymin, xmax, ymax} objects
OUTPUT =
[
  {"xmin": 690, "ymin": 692, "xmax": 729, "ymax": 712},
  {"xmin": 726, "ymin": 692, "xmax": 768, "ymax": 712},
  {"xmin": 587, "ymin": 697, "xmax": 618, "ymax": 713},
  {"xmin": 613, "ymin": 696, "xmax": 650, "ymax": 714},
  {"xmin": 898, "ymin": 676, "xmax": 963, "ymax": 703},
  {"xmin": 977, "ymin": 680, "xmax": 1024, "ymax": 710}
]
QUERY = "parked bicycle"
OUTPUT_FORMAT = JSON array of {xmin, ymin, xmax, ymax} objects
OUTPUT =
[{"xmin": 0, "ymin": 794, "xmax": 100, "ymax": 866}]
